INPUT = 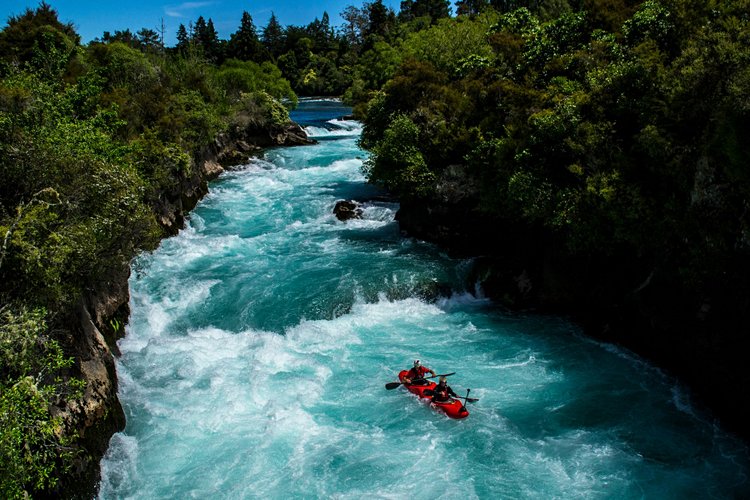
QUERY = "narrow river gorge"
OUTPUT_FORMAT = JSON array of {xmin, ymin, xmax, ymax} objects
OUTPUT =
[{"xmin": 98, "ymin": 99, "xmax": 749, "ymax": 498}]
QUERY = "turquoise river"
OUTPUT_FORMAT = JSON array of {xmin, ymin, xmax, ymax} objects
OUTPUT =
[{"xmin": 99, "ymin": 99, "xmax": 750, "ymax": 499}]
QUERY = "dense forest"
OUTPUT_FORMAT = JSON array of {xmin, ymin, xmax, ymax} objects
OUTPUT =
[{"xmin": 1, "ymin": 0, "xmax": 748, "ymax": 497}]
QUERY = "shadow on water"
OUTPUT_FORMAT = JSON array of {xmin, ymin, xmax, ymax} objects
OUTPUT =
[{"xmin": 323, "ymin": 180, "xmax": 384, "ymax": 203}]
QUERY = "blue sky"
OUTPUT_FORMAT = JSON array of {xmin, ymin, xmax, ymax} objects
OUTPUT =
[{"xmin": 0, "ymin": 0, "xmax": 403, "ymax": 46}]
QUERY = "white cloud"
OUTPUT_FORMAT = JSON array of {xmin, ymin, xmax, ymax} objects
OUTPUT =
[{"xmin": 164, "ymin": 1, "xmax": 215, "ymax": 18}]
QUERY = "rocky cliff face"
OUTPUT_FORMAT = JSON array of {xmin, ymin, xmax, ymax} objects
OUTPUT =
[
  {"xmin": 51, "ymin": 297, "xmax": 126, "ymax": 498},
  {"xmin": 56, "ymin": 122, "xmax": 313, "ymax": 498},
  {"xmin": 156, "ymin": 122, "xmax": 313, "ymax": 235}
]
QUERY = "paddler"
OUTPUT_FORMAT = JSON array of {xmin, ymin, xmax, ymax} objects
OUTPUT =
[
  {"xmin": 430, "ymin": 376, "xmax": 458, "ymax": 403},
  {"xmin": 403, "ymin": 359, "xmax": 435, "ymax": 385}
]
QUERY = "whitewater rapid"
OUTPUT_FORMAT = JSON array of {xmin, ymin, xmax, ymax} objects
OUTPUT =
[{"xmin": 98, "ymin": 99, "xmax": 749, "ymax": 499}]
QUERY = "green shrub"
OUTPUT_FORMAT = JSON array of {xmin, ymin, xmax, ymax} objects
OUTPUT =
[
  {"xmin": 0, "ymin": 306, "xmax": 83, "ymax": 499},
  {"xmin": 232, "ymin": 91, "xmax": 291, "ymax": 131},
  {"xmin": 364, "ymin": 114, "xmax": 435, "ymax": 197},
  {"xmin": 214, "ymin": 59, "xmax": 296, "ymax": 105}
]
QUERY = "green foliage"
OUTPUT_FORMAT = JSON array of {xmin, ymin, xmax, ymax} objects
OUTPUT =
[
  {"xmin": 0, "ymin": 2, "xmax": 80, "ymax": 73},
  {"xmin": 294, "ymin": 53, "xmax": 352, "ymax": 96},
  {"xmin": 232, "ymin": 91, "xmax": 292, "ymax": 131},
  {"xmin": 214, "ymin": 59, "xmax": 296, "ymax": 103},
  {"xmin": 261, "ymin": 13, "xmax": 285, "ymax": 60},
  {"xmin": 347, "ymin": 40, "xmax": 402, "ymax": 99},
  {"xmin": 364, "ymin": 114, "xmax": 435, "ymax": 197},
  {"xmin": 98, "ymin": 27, "xmax": 164, "ymax": 54},
  {"xmin": 402, "ymin": 14, "xmax": 497, "ymax": 73},
  {"xmin": 365, "ymin": 0, "xmax": 399, "ymax": 42},
  {"xmin": 490, "ymin": 6, "xmax": 539, "ymax": 36},
  {"xmin": 227, "ymin": 11, "xmax": 265, "ymax": 61},
  {"xmin": 455, "ymin": 54, "xmax": 492, "ymax": 77},
  {"xmin": 109, "ymin": 317, "xmax": 122, "ymax": 333},
  {"xmin": 400, "ymin": 0, "xmax": 452, "ymax": 24},
  {"xmin": 522, "ymin": 11, "xmax": 589, "ymax": 73},
  {"xmin": 28, "ymin": 29, "xmax": 80, "ymax": 81},
  {"xmin": 88, "ymin": 41, "xmax": 160, "ymax": 92},
  {"xmin": 0, "ymin": 306, "xmax": 49, "ymax": 380},
  {"xmin": 623, "ymin": 0, "xmax": 674, "ymax": 50},
  {"xmin": 165, "ymin": 90, "xmax": 224, "ymax": 147},
  {"xmin": 0, "ymin": 305, "xmax": 82, "ymax": 498},
  {"xmin": 127, "ymin": 129, "xmax": 192, "ymax": 195},
  {"xmin": 359, "ymin": 0, "xmax": 750, "ymax": 300},
  {"xmin": 456, "ymin": 0, "xmax": 491, "ymax": 17}
]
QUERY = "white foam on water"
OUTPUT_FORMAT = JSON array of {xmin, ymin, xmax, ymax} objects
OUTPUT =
[
  {"xmin": 304, "ymin": 120, "xmax": 363, "ymax": 139},
  {"xmin": 327, "ymin": 118, "xmax": 362, "ymax": 131},
  {"xmin": 284, "ymin": 158, "xmax": 365, "ymax": 185},
  {"xmin": 98, "ymin": 434, "xmax": 139, "ymax": 498},
  {"xmin": 297, "ymin": 96, "xmax": 343, "ymax": 103},
  {"xmin": 122, "ymin": 278, "xmax": 221, "ymax": 349}
]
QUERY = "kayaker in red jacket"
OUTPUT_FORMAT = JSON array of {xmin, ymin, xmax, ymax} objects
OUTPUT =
[
  {"xmin": 430, "ymin": 376, "xmax": 458, "ymax": 402},
  {"xmin": 403, "ymin": 359, "xmax": 436, "ymax": 385}
]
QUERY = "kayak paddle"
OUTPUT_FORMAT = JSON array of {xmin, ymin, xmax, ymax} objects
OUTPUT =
[
  {"xmin": 459, "ymin": 388, "xmax": 471, "ymax": 414},
  {"xmin": 453, "ymin": 393, "xmax": 479, "ymax": 403},
  {"xmin": 384, "ymin": 372, "xmax": 456, "ymax": 390}
]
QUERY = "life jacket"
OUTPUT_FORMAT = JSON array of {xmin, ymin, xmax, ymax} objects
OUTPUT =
[
  {"xmin": 433, "ymin": 384, "xmax": 451, "ymax": 402},
  {"xmin": 407, "ymin": 366, "xmax": 429, "ymax": 384}
]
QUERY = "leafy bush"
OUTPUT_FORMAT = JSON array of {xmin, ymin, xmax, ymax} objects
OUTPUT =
[
  {"xmin": 232, "ymin": 91, "xmax": 292, "ymax": 131},
  {"xmin": 402, "ymin": 14, "xmax": 497, "ymax": 74},
  {"xmin": 0, "ymin": 306, "xmax": 83, "ymax": 499},
  {"xmin": 164, "ymin": 90, "xmax": 224, "ymax": 147},
  {"xmin": 214, "ymin": 59, "xmax": 296, "ymax": 104},
  {"xmin": 364, "ymin": 114, "xmax": 435, "ymax": 197}
]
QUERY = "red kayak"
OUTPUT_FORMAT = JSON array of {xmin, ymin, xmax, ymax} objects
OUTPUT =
[{"xmin": 398, "ymin": 370, "xmax": 469, "ymax": 419}]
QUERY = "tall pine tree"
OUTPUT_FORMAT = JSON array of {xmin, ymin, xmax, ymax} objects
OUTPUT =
[
  {"xmin": 228, "ymin": 11, "xmax": 263, "ymax": 61},
  {"xmin": 261, "ymin": 12, "xmax": 285, "ymax": 60},
  {"xmin": 456, "ymin": 0, "xmax": 490, "ymax": 16},
  {"xmin": 176, "ymin": 23, "xmax": 189, "ymax": 53},
  {"xmin": 402, "ymin": 0, "xmax": 451, "ymax": 23},
  {"xmin": 193, "ymin": 16, "xmax": 222, "ymax": 62},
  {"xmin": 365, "ymin": 0, "xmax": 397, "ymax": 40}
]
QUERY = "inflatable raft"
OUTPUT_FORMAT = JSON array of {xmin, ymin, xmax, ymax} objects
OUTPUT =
[{"xmin": 398, "ymin": 370, "xmax": 469, "ymax": 419}]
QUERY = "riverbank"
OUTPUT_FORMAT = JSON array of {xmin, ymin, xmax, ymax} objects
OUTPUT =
[{"xmin": 54, "ymin": 119, "xmax": 313, "ymax": 499}]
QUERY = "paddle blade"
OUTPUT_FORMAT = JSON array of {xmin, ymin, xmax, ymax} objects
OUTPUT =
[{"xmin": 385, "ymin": 382, "xmax": 402, "ymax": 390}]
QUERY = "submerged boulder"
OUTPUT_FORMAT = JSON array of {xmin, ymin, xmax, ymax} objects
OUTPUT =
[{"xmin": 333, "ymin": 200, "xmax": 363, "ymax": 221}]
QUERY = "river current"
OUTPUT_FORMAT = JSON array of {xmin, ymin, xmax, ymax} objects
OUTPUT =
[{"xmin": 99, "ymin": 99, "xmax": 749, "ymax": 498}]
